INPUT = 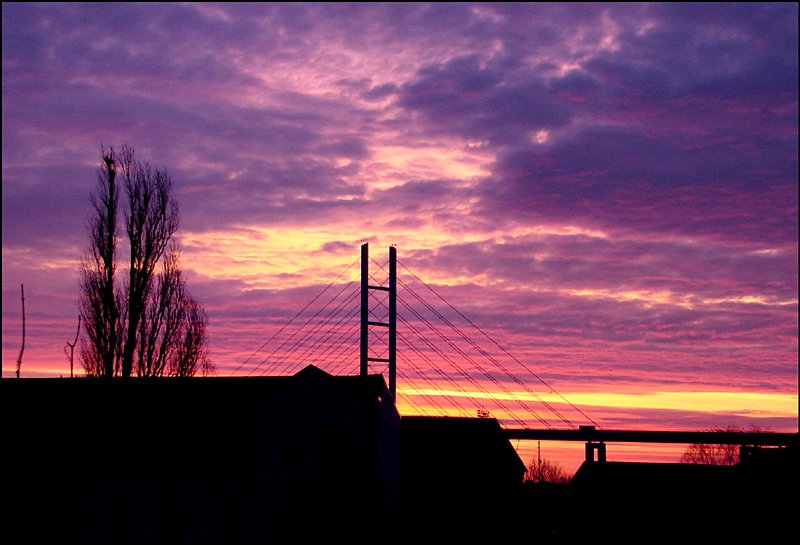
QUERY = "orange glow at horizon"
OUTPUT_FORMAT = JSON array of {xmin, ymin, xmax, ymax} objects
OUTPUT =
[{"xmin": 396, "ymin": 387, "xmax": 798, "ymax": 422}]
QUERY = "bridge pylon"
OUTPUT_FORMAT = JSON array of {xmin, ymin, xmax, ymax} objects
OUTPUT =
[{"xmin": 359, "ymin": 243, "xmax": 397, "ymax": 400}]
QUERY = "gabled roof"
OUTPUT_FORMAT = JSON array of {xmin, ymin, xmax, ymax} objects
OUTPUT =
[
  {"xmin": 402, "ymin": 416, "xmax": 527, "ymax": 476},
  {"xmin": 3, "ymin": 364, "xmax": 386, "ymax": 396}
]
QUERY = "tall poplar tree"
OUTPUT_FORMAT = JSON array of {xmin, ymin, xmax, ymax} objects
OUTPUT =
[{"xmin": 79, "ymin": 145, "xmax": 212, "ymax": 377}]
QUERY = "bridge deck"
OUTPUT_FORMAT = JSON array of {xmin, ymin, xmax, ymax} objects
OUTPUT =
[{"xmin": 504, "ymin": 428, "xmax": 799, "ymax": 446}]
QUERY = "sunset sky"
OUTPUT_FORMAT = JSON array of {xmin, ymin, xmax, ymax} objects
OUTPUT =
[{"xmin": 2, "ymin": 3, "xmax": 797, "ymax": 471}]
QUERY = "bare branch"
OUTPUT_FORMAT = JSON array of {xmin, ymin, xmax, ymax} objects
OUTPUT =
[
  {"xmin": 64, "ymin": 316, "xmax": 81, "ymax": 378},
  {"xmin": 16, "ymin": 284, "xmax": 26, "ymax": 379},
  {"xmin": 525, "ymin": 451, "xmax": 571, "ymax": 483}
]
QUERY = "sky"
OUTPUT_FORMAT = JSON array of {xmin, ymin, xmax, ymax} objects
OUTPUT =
[{"xmin": 2, "ymin": 3, "xmax": 797, "ymax": 471}]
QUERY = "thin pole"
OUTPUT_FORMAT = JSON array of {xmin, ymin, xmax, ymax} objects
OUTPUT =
[
  {"xmin": 65, "ymin": 316, "xmax": 81, "ymax": 378},
  {"xmin": 16, "ymin": 284, "xmax": 25, "ymax": 379},
  {"xmin": 388, "ymin": 246, "xmax": 397, "ymax": 399},
  {"xmin": 360, "ymin": 243, "xmax": 369, "ymax": 376},
  {"xmin": 538, "ymin": 440, "xmax": 543, "ymax": 482}
]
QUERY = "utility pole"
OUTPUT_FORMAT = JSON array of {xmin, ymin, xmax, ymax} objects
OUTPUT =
[{"xmin": 538, "ymin": 440, "xmax": 543, "ymax": 482}]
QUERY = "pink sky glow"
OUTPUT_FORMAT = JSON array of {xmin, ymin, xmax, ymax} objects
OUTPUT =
[{"xmin": 2, "ymin": 3, "xmax": 797, "ymax": 470}]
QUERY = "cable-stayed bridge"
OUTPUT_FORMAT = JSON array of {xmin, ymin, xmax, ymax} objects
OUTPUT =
[
  {"xmin": 231, "ymin": 244, "xmax": 796, "ymax": 456},
  {"xmin": 231, "ymin": 243, "xmax": 591, "ymax": 430}
]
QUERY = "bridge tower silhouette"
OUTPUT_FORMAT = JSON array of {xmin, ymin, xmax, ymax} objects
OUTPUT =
[{"xmin": 360, "ymin": 243, "xmax": 396, "ymax": 400}]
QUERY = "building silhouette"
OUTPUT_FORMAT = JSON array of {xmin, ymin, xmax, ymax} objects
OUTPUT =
[
  {"xmin": 4, "ymin": 367, "xmax": 795, "ymax": 543},
  {"xmin": 4, "ymin": 366, "xmax": 403, "ymax": 543}
]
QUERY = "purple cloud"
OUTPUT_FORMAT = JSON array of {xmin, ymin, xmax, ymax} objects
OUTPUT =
[{"xmin": 2, "ymin": 3, "xmax": 796, "ymax": 436}]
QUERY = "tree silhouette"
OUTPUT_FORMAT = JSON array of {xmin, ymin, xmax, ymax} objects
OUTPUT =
[
  {"xmin": 79, "ymin": 145, "xmax": 212, "ymax": 377},
  {"xmin": 681, "ymin": 425, "xmax": 766, "ymax": 465},
  {"xmin": 525, "ymin": 454, "xmax": 570, "ymax": 483}
]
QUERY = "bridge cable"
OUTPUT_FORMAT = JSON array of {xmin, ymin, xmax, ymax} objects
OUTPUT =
[
  {"xmin": 264, "ymin": 285, "xmax": 360, "ymax": 375},
  {"xmin": 396, "ymin": 302, "xmax": 534, "ymax": 427},
  {"xmin": 309, "ymin": 307, "xmax": 361, "ymax": 373},
  {"xmin": 249, "ymin": 278, "xmax": 358, "ymax": 376},
  {"xmin": 399, "ymin": 259, "xmax": 600, "ymax": 429},
  {"xmin": 369, "ymin": 257, "xmax": 538, "ymax": 427},
  {"xmin": 230, "ymin": 256, "xmax": 359, "ymax": 375},
  {"xmin": 250, "ymin": 281, "xmax": 352, "ymax": 374},
  {"xmin": 398, "ymin": 302, "xmax": 544, "ymax": 428},
  {"xmin": 397, "ymin": 331, "xmax": 493, "ymax": 419},
  {"xmin": 399, "ymin": 279, "xmax": 574, "ymax": 428}
]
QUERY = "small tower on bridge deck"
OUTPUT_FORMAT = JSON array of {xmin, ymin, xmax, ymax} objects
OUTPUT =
[{"xmin": 359, "ymin": 243, "xmax": 397, "ymax": 401}]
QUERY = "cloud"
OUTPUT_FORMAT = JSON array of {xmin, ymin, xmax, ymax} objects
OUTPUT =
[
  {"xmin": 3, "ymin": 0, "xmax": 797, "ymax": 429},
  {"xmin": 474, "ymin": 127, "xmax": 797, "ymax": 244},
  {"xmin": 398, "ymin": 55, "xmax": 572, "ymax": 147},
  {"xmin": 385, "ymin": 4, "xmax": 798, "ymax": 245}
]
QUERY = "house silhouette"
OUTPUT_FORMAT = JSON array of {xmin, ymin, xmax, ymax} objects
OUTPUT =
[
  {"xmin": 4, "ymin": 366, "xmax": 402, "ymax": 543},
  {"xmin": 566, "ymin": 447, "xmax": 797, "ymax": 541},
  {"xmin": 4, "ymin": 366, "xmax": 533, "ymax": 544}
]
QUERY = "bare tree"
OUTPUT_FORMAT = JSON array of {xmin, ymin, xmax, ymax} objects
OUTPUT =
[
  {"xmin": 79, "ymin": 145, "xmax": 212, "ymax": 378},
  {"xmin": 525, "ymin": 458, "xmax": 570, "ymax": 483},
  {"xmin": 171, "ymin": 294, "xmax": 212, "ymax": 377},
  {"xmin": 525, "ymin": 443, "xmax": 571, "ymax": 483},
  {"xmin": 681, "ymin": 425, "xmax": 767, "ymax": 465}
]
